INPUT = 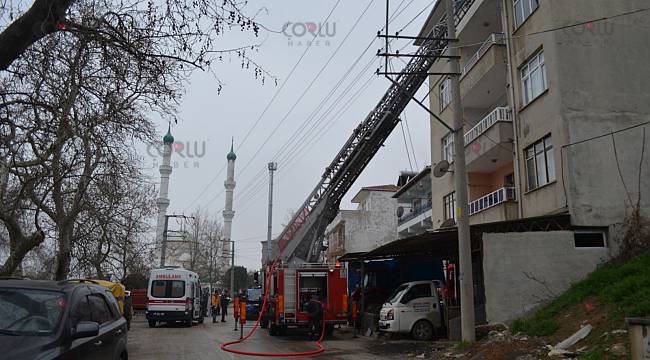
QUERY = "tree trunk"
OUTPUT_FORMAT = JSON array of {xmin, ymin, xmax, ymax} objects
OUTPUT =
[
  {"xmin": 54, "ymin": 223, "xmax": 74, "ymax": 280},
  {"xmin": 0, "ymin": 0, "xmax": 75, "ymax": 70},
  {"xmin": 0, "ymin": 228, "xmax": 45, "ymax": 276}
]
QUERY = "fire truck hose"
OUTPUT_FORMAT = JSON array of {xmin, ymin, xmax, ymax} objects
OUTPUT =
[{"xmin": 220, "ymin": 258, "xmax": 327, "ymax": 357}]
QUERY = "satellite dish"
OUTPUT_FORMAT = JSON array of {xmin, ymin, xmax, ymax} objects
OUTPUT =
[
  {"xmin": 433, "ymin": 160, "xmax": 451, "ymax": 178},
  {"xmin": 440, "ymin": 218, "xmax": 456, "ymax": 228},
  {"xmin": 396, "ymin": 206, "xmax": 404, "ymax": 217}
]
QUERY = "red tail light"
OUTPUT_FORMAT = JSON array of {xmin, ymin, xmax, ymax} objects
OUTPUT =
[{"xmin": 185, "ymin": 297, "xmax": 192, "ymax": 309}]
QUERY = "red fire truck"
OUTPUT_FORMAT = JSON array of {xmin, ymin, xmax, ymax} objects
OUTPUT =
[{"xmin": 261, "ymin": 263, "xmax": 348, "ymax": 336}]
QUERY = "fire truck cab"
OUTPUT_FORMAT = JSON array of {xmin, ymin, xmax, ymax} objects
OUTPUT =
[{"xmin": 262, "ymin": 263, "xmax": 348, "ymax": 336}]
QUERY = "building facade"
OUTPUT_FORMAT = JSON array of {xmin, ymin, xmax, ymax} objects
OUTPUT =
[
  {"xmin": 394, "ymin": 167, "xmax": 434, "ymax": 238},
  {"xmin": 417, "ymin": 0, "xmax": 650, "ymax": 323},
  {"xmin": 324, "ymin": 185, "xmax": 401, "ymax": 261}
]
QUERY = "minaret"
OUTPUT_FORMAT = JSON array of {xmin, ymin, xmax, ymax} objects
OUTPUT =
[
  {"xmin": 223, "ymin": 139, "xmax": 236, "ymax": 296},
  {"xmin": 155, "ymin": 125, "xmax": 174, "ymax": 266},
  {"xmin": 222, "ymin": 138, "xmax": 237, "ymax": 241}
]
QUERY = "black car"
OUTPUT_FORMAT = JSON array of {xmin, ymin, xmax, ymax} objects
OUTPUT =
[{"xmin": 0, "ymin": 279, "xmax": 128, "ymax": 360}]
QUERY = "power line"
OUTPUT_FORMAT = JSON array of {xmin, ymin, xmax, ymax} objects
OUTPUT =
[{"xmin": 181, "ymin": 0, "xmax": 343, "ymax": 212}]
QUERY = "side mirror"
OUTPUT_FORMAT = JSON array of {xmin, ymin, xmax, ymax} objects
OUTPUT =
[{"xmin": 72, "ymin": 321, "xmax": 99, "ymax": 340}]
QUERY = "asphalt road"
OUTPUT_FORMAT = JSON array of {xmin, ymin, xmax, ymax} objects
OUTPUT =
[{"xmin": 127, "ymin": 312, "xmax": 392, "ymax": 360}]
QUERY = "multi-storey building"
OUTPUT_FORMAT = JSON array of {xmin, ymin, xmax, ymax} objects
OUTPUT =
[
  {"xmin": 414, "ymin": 0, "xmax": 650, "ymax": 323},
  {"xmin": 394, "ymin": 167, "xmax": 434, "ymax": 238}
]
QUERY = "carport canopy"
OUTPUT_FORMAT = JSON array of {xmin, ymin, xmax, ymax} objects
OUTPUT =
[{"xmin": 338, "ymin": 228, "xmax": 458, "ymax": 262}]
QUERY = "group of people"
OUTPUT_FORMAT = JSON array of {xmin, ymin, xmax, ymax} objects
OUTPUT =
[{"xmin": 210, "ymin": 289, "xmax": 230, "ymax": 323}]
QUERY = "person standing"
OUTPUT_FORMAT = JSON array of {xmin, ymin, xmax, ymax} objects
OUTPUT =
[
  {"xmin": 220, "ymin": 290, "xmax": 229, "ymax": 322},
  {"xmin": 211, "ymin": 290, "xmax": 220, "ymax": 323}
]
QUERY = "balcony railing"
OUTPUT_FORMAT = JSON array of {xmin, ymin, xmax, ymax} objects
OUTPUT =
[
  {"xmin": 461, "ymin": 33, "xmax": 505, "ymax": 76},
  {"xmin": 398, "ymin": 203, "xmax": 433, "ymax": 225},
  {"xmin": 469, "ymin": 187, "xmax": 516, "ymax": 216},
  {"xmin": 464, "ymin": 106, "xmax": 511, "ymax": 145}
]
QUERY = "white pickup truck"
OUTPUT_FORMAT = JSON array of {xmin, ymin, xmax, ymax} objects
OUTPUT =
[{"xmin": 378, "ymin": 280, "xmax": 443, "ymax": 340}]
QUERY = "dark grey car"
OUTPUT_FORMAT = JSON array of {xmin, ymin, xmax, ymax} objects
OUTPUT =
[{"xmin": 0, "ymin": 279, "xmax": 128, "ymax": 360}]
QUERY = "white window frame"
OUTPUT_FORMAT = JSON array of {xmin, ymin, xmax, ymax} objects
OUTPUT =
[
  {"xmin": 439, "ymin": 77, "xmax": 451, "ymax": 111},
  {"xmin": 574, "ymin": 230, "xmax": 607, "ymax": 249},
  {"xmin": 513, "ymin": 0, "xmax": 539, "ymax": 29},
  {"xmin": 521, "ymin": 50, "xmax": 548, "ymax": 105},
  {"xmin": 525, "ymin": 134, "xmax": 555, "ymax": 191},
  {"xmin": 443, "ymin": 192, "xmax": 456, "ymax": 221},
  {"xmin": 442, "ymin": 132, "xmax": 454, "ymax": 163}
]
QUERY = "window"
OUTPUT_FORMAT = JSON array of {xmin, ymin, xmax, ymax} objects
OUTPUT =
[
  {"xmin": 88, "ymin": 294, "xmax": 113, "ymax": 325},
  {"xmin": 71, "ymin": 297, "xmax": 92, "ymax": 325},
  {"xmin": 400, "ymin": 283, "xmax": 432, "ymax": 304},
  {"xmin": 521, "ymin": 50, "xmax": 547, "ymax": 105},
  {"xmin": 443, "ymin": 192, "xmax": 456, "ymax": 221},
  {"xmin": 442, "ymin": 133, "xmax": 454, "ymax": 163},
  {"xmin": 574, "ymin": 231, "xmax": 606, "ymax": 248},
  {"xmin": 504, "ymin": 173, "xmax": 515, "ymax": 187},
  {"xmin": 513, "ymin": 0, "xmax": 539, "ymax": 28},
  {"xmin": 150, "ymin": 280, "xmax": 186, "ymax": 298},
  {"xmin": 525, "ymin": 135, "xmax": 555, "ymax": 191},
  {"xmin": 439, "ymin": 78, "xmax": 451, "ymax": 111}
]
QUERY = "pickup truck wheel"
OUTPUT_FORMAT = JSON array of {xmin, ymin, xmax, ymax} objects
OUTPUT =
[
  {"xmin": 148, "ymin": 320, "xmax": 156, "ymax": 328},
  {"xmin": 411, "ymin": 320, "xmax": 433, "ymax": 341}
]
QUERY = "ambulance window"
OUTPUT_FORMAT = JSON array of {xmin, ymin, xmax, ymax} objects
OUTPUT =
[
  {"xmin": 400, "ymin": 284, "xmax": 432, "ymax": 304},
  {"xmin": 151, "ymin": 280, "xmax": 167, "ymax": 298},
  {"xmin": 170, "ymin": 281, "xmax": 185, "ymax": 298}
]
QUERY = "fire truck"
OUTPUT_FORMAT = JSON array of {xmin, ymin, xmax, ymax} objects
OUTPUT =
[{"xmin": 261, "ymin": 263, "xmax": 348, "ymax": 336}]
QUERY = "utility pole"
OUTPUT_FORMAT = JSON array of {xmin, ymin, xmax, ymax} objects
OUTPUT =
[
  {"xmin": 230, "ymin": 240, "xmax": 235, "ymax": 299},
  {"xmin": 159, "ymin": 214, "xmax": 195, "ymax": 268},
  {"xmin": 445, "ymin": 0, "xmax": 475, "ymax": 342},
  {"xmin": 266, "ymin": 162, "xmax": 277, "ymax": 267}
]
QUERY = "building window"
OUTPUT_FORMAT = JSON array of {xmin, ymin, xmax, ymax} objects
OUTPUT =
[
  {"xmin": 525, "ymin": 135, "xmax": 555, "ymax": 191},
  {"xmin": 442, "ymin": 133, "xmax": 454, "ymax": 163},
  {"xmin": 513, "ymin": 0, "xmax": 539, "ymax": 28},
  {"xmin": 574, "ymin": 231, "xmax": 606, "ymax": 248},
  {"xmin": 521, "ymin": 50, "xmax": 547, "ymax": 105},
  {"xmin": 443, "ymin": 192, "xmax": 456, "ymax": 221},
  {"xmin": 439, "ymin": 78, "xmax": 451, "ymax": 111}
]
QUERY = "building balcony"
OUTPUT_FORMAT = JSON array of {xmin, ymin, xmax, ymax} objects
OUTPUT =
[
  {"xmin": 398, "ymin": 203, "xmax": 433, "ymax": 237},
  {"xmin": 464, "ymin": 107, "xmax": 514, "ymax": 172},
  {"xmin": 468, "ymin": 187, "xmax": 518, "ymax": 224},
  {"xmin": 459, "ymin": 33, "xmax": 507, "ymax": 109}
]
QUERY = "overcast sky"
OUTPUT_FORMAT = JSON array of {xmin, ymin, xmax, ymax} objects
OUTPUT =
[{"xmin": 149, "ymin": 0, "xmax": 438, "ymax": 270}]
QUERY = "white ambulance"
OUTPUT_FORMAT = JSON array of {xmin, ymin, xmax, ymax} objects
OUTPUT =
[
  {"xmin": 378, "ymin": 280, "xmax": 443, "ymax": 340},
  {"xmin": 145, "ymin": 267, "xmax": 204, "ymax": 327}
]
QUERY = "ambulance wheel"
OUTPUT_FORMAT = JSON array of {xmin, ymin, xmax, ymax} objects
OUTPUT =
[
  {"xmin": 411, "ymin": 320, "xmax": 433, "ymax": 341},
  {"xmin": 148, "ymin": 320, "xmax": 156, "ymax": 328},
  {"xmin": 184, "ymin": 319, "xmax": 193, "ymax": 327},
  {"xmin": 198, "ymin": 316, "xmax": 204, "ymax": 324},
  {"xmin": 269, "ymin": 323, "xmax": 278, "ymax": 336}
]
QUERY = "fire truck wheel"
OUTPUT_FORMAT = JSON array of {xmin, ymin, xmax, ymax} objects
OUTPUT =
[
  {"xmin": 278, "ymin": 325, "xmax": 287, "ymax": 336},
  {"xmin": 148, "ymin": 320, "xmax": 156, "ymax": 328},
  {"xmin": 411, "ymin": 320, "xmax": 433, "ymax": 341},
  {"xmin": 325, "ymin": 324, "xmax": 334, "ymax": 337},
  {"xmin": 260, "ymin": 318, "xmax": 269, "ymax": 329},
  {"xmin": 269, "ymin": 323, "xmax": 278, "ymax": 336}
]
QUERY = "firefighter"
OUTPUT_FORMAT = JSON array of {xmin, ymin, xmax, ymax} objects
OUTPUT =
[
  {"xmin": 306, "ymin": 294, "xmax": 323, "ymax": 340},
  {"xmin": 220, "ymin": 290, "xmax": 230, "ymax": 322},
  {"xmin": 211, "ymin": 289, "xmax": 220, "ymax": 323}
]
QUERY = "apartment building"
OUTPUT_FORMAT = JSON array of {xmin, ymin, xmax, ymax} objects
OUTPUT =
[
  {"xmin": 324, "ymin": 185, "xmax": 401, "ymax": 261},
  {"xmin": 416, "ymin": 0, "xmax": 650, "ymax": 323},
  {"xmin": 394, "ymin": 166, "xmax": 434, "ymax": 238}
]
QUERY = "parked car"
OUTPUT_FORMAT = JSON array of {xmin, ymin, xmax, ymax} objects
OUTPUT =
[
  {"xmin": 0, "ymin": 278, "xmax": 128, "ymax": 360},
  {"xmin": 378, "ymin": 280, "xmax": 443, "ymax": 340}
]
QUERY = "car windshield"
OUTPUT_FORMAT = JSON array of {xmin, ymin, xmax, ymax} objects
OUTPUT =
[
  {"xmin": 0, "ymin": 288, "xmax": 65, "ymax": 336},
  {"xmin": 386, "ymin": 284, "xmax": 409, "ymax": 304}
]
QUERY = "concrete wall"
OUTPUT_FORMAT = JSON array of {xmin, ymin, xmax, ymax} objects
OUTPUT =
[
  {"xmin": 482, "ymin": 231, "xmax": 610, "ymax": 324},
  {"xmin": 345, "ymin": 191, "xmax": 398, "ymax": 253}
]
